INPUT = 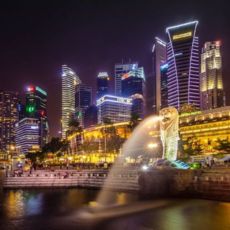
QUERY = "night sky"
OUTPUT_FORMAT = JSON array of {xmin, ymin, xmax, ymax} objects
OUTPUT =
[{"xmin": 1, "ymin": 0, "xmax": 230, "ymax": 137}]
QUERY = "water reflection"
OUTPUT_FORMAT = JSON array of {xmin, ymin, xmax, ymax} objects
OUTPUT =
[
  {"xmin": 4, "ymin": 190, "xmax": 25, "ymax": 218},
  {"xmin": 0, "ymin": 189, "xmax": 230, "ymax": 230}
]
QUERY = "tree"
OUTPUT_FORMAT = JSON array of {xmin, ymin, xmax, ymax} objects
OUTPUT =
[
  {"xmin": 179, "ymin": 136, "xmax": 203, "ymax": 157},
  {"xmin": 106, "ymin": 135, "xmax": 125, "ymax": 153},
  {"xmin": 193, "ymin": 139, "xmax": 203, "ymax": 155},
  {"xmin": 214, "ymin": 138, "xmax": 230, "ymax": 154},
  {"xmin": 67, "ymin": 119, "xmax": 83, "ymax": 136},
  {"xmin": 128, "ymin": 113, "xmax": 141, "ymax": 131},
  {"xmin": 179, "ymin": 103, "xmax": 199, "ymax": 115},
  {"xmin": 42, "ymin": 137, "xmax": 63, "ymax": 154}
]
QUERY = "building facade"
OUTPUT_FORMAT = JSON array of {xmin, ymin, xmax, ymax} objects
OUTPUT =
[
  {"xmin": 146, "ymin": 37, "xmax": 167, "ymax": 115},
  {"xmin": 84, "ymin": 105, "xmax": 98, "ymax": 128},
  {"xmin": 96, "ymin": 72, "xmax": 110, "ymax": 99},
  {"xmin": 96, "ymin": 95, "xmax": 132, "ymax": 124},
  {"xmin": 179, "ymin": 106, "xmax": 230, "ymax": 153},
  {"xmin": 200, "ymin": 41, "xmax": 225, "ymax": 110},
  {"xmin": 75, "ymin": 84, "xmax": 92, "ymax": 127},
  {"xmin": 61, "ymin": 65, "xmax": 81, "ymax": 139},
  {"xmin": 121, "ymin": 68, "xmax": 145, "ymax": 118},
  {"xmin": 15, "ymin": 118, "xmax": 40, "ymax": 154},
  {"xmin": 114, "ymin": 62, "xmax": 138, "ymax": 96},
  {"xmin": 0, "ymin": 91, "xmax": 18, "ymax": 156},
  {"xmin": 25, "ymin": 85, "xmax": 49, "ymax": 147},
  {"xmin": 166, "ymin": 21, "xmax": 200, "ymax": 109},
  {"xmin": 160, "ymin": 63, "xmax": 169, "ymax": 109}
]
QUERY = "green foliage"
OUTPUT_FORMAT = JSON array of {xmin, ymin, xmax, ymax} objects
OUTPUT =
[
  {"xmin": 42, "ymin": 137, "xmax": 63, "ymax": 153},
  {"xmin": 214, "ymin": 138, "xmax": 230, "ymax": 154},
  {"xmin": 106, "ymin": 135, "xmax": 125, "ymax": 153},
  {"xmin": 26, "ymin": 151, "xmax": 45, "ymax": 163},
  {"xmin": 68, "ymin": 119, "xmax": 80, "ymax": 129},
  {"xmin": 179, "ymin": 103, "xmax": 199, "ymax": 115},
  {"xmin": 179, "ymin": 136, "xmax": 203, "ymax": 157},
  {"xmin": 41, "ymin": 137, "xmax": 69, "ymax": 158}
]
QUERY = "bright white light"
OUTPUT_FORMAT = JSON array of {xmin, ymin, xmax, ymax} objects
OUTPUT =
[
  {"xmin": 166, "ymin": 20, "xmax": 199, "ymax": 33},
  {"xmin": 155, "ymin": 37, "xmax": 166, "ymax": 47},
  {"xmin": 147, "ymin": 143, "xmax": 158, "ymax": 149},
  {"xmin": 98, "ymin": 72, "xmax": 109, "ymax": 78},
  {"xmin": 96, "ymin": 94, "xmax": 132, "ymax": 106},
  {"xmin": 142, "ymin": 165, "xmax": 149, "ymax": 171}
]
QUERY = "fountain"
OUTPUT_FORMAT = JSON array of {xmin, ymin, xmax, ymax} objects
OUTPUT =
[{"xmin": 76, "ymin": 108, "xmax": 180, "ymax": 223}]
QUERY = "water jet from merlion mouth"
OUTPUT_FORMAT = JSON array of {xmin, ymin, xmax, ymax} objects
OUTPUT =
[
  {"xmin": 76, "ymin": 108, "xmax": 179, "ymax": 222},
  {"xmin": 96, "ymin": 115, "xmax": 164, "ymax": 206}
]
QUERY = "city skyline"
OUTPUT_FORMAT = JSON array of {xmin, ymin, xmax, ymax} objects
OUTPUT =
[{"xmin": 1, "ymin": 1, "xmax": 230, "ymax": 136}]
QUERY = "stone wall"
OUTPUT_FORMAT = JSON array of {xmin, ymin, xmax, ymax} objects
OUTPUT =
[{"xmin": 138, "ymin": 168, "xmax": 230, "ymax": 201}]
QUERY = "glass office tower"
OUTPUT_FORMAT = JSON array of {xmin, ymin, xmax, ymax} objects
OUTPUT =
[{"xmin": 166, "ymin": 21, "xmax": 200, "ymax": 109}]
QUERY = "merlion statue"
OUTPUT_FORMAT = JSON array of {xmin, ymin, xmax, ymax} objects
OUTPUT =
[{"xmin": 159, "ymin": 107, "xmax": 179, "ymax": 161}]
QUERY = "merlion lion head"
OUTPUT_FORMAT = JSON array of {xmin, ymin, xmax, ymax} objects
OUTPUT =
[{"xmin": 159, "ymin": 107, "xmax": 178, "ymax": 130}]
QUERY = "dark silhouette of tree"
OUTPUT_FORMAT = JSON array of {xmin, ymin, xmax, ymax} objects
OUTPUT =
[
  {"xmin": 128, "ymin": 113, "xmax": 141, "ymax": 130},
  {"xmin": 214, "ymin": 138, "xmax": 230, "ymax": 154},
  {"xmin": 179, "ymin": 136, "xmax": 203, "ymax": 157},
  {"xmin": 179, "ymin": 103, "xmax": 199, "ymax": 115}
]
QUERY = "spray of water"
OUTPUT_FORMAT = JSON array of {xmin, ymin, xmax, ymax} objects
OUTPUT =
[{"xmin": 96, "ymin": 115, "xmax": 162, "ymax": 206}]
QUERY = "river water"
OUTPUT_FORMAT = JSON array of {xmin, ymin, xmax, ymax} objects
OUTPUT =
[{"xmin": 0, "ymin": 171, "xmax": 230, "ymax": 230}]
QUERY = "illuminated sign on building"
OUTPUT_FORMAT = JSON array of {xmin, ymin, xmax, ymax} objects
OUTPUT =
[
  {"xmin": 36, "ymin": 86, "xmax": 47, "ymax": 96},
  {"xmin": 96, "ymin": 95, "xmax": 132, "ymax": 106},
  {"xmin": 172, "ymin": 31, "xmax": 192, "ymax": 41}
]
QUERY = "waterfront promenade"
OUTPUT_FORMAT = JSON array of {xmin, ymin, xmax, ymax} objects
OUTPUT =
[
  {"xmin": 2, "ymin": 168, "xmax": 139, "ymax": 191},
  {"xmin": 2, "ymin": 167, "xmax": 230, "ymax": 201}
]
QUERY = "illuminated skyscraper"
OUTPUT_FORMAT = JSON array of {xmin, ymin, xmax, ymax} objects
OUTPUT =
[
  {"xmin": 146, "ymin": 37, "xmax": 167, "ymax": 115},
  {"xmin": 97, "ymin": 72, "xmax": 110, "ymax": 99},
  {"xmin": 160, "ymin": 63, "xmax": 169, "ymax": 109},
  {"xmin": 61, "ymin": 65, "xmax": 81, "ymax": 138},
  {"xmin": 121, "ymin": 67, "xmax": 145, "ymax": 118},
  {"xmin": 97, "ymin": 95, "xmax": 132, "ymax": 124},
  {"xmin": 84, "ymin": 105, "xmax": 98, "ymax": 128},
  {"xmin": 75, "ymin": 84, "xmax": 92, "ymax": 127},
  {"xmin": 0, "ymin": 91, "xmax": 18, "ymax": 157},
  {"xmin": 15, "ymin": 118, "xmax": 40, "ymax": 153},
  {"xmin": 115, "ymin": 62, "xmax": 138, "ymax": 96},
  {"xmin": 25, "ymin": 85, "xmax": 49, "ymax": 147},
  {"xmin": 200, "ymin": 41, "xmax": 225, "ymax": 110},
  {"xmin": 166, "ymin": 21, "xmax": 200, "ymax": 109}
]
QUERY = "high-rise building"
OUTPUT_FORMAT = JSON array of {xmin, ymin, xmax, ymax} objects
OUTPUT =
[
  {"xmin": 114, "ymin": 62, "xmax": 138, "ymax": 96},
  {"xmin": 61, "ymin": 65, "xmax": 81, "ymax": 139},
  {"xmin": 146, "ymin": 37, "xmax": 167, "ymax": 115},
  {"xmin": 84, "ymin": 105, "xmax": 98, "ymax": 128},
  {"xmin": 75, "ymin": 84, "xmax": 92, "ymax": 126},
  {"xmin": 121, "ymin": 67, "xmax": 145, "ymax": 118},
  {"xmin": 97, "ymin": 95, "xmax": 132, "ymax": 124},
  {"xmin": 200, "ymin": 41, "xmax": 225, "ymax": 110},
  {"xmin": 25, "ymin": 85, "xmax": 49, "ymax": 147},
  {"xmin": 0, "ymin": 91, "xmax": 18, "ymax": 156},
  {"xmin": 166, "ymin": 21, "xmax": 200, "ymax": 109},
  {"xmin": 15, "ymin": 118, "xmax": 40, "ymax": 154},
  {"xmin": 97, "ymin": 72, "xmax": 110, "ymax": 99},
  {"xmin": 160, "ymin": 63, "xmax": 169, "ymax": 109}
]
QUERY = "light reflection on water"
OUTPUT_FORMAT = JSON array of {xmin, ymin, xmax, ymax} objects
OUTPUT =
[{"xmin": 0, "ymin": 188, "xmax": 230, "ymax": 230}]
